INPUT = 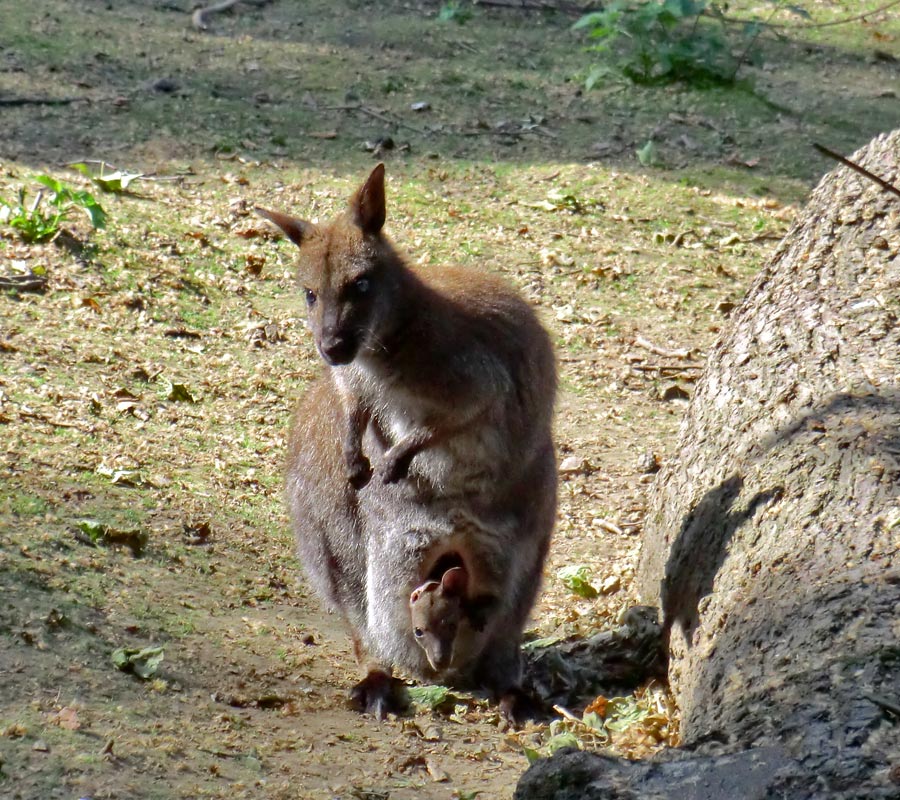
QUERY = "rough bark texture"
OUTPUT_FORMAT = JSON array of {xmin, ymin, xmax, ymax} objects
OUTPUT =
[{"xmin": 517, "ymin": 131, "xmax": 900, "ymax": 798}]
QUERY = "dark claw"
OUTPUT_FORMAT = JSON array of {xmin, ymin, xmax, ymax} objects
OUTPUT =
[{"xmin": 349, "ymin": 671, "xmax": 408, "ymax": 719}]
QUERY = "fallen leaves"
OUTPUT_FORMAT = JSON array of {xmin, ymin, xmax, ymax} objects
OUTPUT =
[
  {"xmin": 76, "ymin": 519, "xmax": 149, "ymax": 556},
  {"xmin": 557, "ymin": 565, "xmax": 599, "ymax": 599},
  {"xmin": 48, "ymin": 707, "xmax": 81, "ymax": 730},
  {"xmin": 111, "ymin": 645, "xmax": 165, "ymax": 679},
  {"xmin": 165, "ymin": 381, "xmax": 198, "ymax": 403}
]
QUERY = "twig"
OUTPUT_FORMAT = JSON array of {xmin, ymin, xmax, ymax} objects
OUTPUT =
[
  {"xmin": 453, "ymin": 124, "xmax": 557, "ymax": 139},
  {"xmin": 596, "ymin": 518, "xmax": 623, "ymax": 536},
  {"xmin": 197, "ymin": 746, "xmax": 247, "ymax": 759},
  {"xmin": 632, "ymin": 364, "xmax": 702, "ymax": 372},
  {"xmin": 475, "ymin": 0, "xmax": 588, "ymax": 15},
  {"xmin": 19, "ymin": 411, "xmax": 89, "ymax": 431},
  {"xmin": 192, "ymin": 0, "xmax": 273, "ymax": 31},
  {"xmin": 191, "ymin": 0, "xmax": 273, "ymax": 31},
  {"xmin": 0, "ymin": 96, "xmax": 82, "ymax": 106},
  {"xmin": 711, "ymin": 0, "xmax": 900, "ymax": 30},
  {"xmin": 0, "ymin": 273, "xmax": 48, "ymax": 293},
  {"xmin": 559, "ymin": 354, "xmax": 605, "ymax": 364},
  {"xmin": 457, "ymin": 128, "xmax": 523, "ymax": 139},
  {"xmin": 730, "ymin": 0, "xmax": 782, "ymax": 81},
  {"xmin": 320, "ymin": 102, "xmax": 555, "ymax": 139},
  {"xmin": 321, "ymin": 104, "xmax": 428, "ymax": 135},
  {"xmin": 193, "ymin": 0, "xmax": 241, "ymax": 31},
  {"xmin": 633, "ymin": 336, "xmax": 693, "ymax": 360},
  {"xmin": 552, "ymin": 704, "xmax": 582, "ymax": 722},
  {"xmin": 813, "ymin": 143, "xmax": 900, "ymax": 200},
  {"xmin": 29, "ymin": 190, "xmax": 44, "ymax": 216}
]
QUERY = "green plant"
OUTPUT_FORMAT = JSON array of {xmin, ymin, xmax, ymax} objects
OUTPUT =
[
  {"xmin": 574, "ymin": 0, "xmax": 760, "ymax": 86},
  {"xmin": 438, "ymin": 0, "xmax": 473, "ymax": 24},
  {"xmin": 0, "ymin": 175, "xmax": 106, "ymax": 243},
  {"xmin": 69, "ymin": 161, "xmax": 143, "ymax": 194}
]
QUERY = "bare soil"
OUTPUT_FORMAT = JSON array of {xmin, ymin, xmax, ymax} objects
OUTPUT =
[{"xmin": 0, "ymin": 1, "xmax": 897, "ymax": 798}]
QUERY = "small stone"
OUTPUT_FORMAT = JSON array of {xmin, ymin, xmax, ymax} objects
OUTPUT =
[
  {"xmin": 559, "ymin": 455, "xmax": 587, "ymax": 474},
  {"xmin": 425, "ymin": 756, "xmax": 450, "ymax": 782},
  {"xmin": 33, "ymin": 740, "xmax": 49, "ymax": 752},
  {"xmin": 150, "ymin": 77, "xmax": 179, "ymax": 94},
  {"xmin": 716, "ymin": 300, "xmax": 736, "ymax": 315},
  {"xmin": 600, "ymin": 575, "xmax": 621, "ymax": 595},
  {"xmin": 422, "ymin": 723, "xmax": 443, "ymax": 742},
  {"xmin": 660, "ymin": 383, "xmax": 690, "ymax": 402},
  {"xmin": 636, "ymin": 451, "xmax": 660, "ymax": 474}
]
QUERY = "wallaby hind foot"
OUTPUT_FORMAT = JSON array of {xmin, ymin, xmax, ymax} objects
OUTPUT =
[
  {"xmin": 498, "ymin": 686, "xmax": 542, "ymax": 728},
  {"xmin": 349, "ymin": 669, "xmax": 408, "ymax": 720}
]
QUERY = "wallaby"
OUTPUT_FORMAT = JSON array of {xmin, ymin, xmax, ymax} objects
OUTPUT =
[
  {"xmin": 268, "ymin": 165, "xmax": 557, "ymax": 721},
  {"xmin": 409, "ymin": 564, "xmax": 498, "ymax": 673},
  {"xmin": 409, "ymin": 567, "xmax": 469, "ymax": 672},
  {"xmin": 256, "ymin": 163, "xmax": 556, "ymax": 500}
]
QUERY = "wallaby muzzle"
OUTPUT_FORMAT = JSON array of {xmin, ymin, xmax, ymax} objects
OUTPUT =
[
  {"xmin": 318, "ymin": 333, "xmax": 358, "ymax": 366},
  {"xmin": 428, "ymin": 641, "xmax": 454, "ymax": 672}
]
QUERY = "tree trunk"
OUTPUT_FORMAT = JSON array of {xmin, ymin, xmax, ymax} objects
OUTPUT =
[{"xmin": 517, "ymin": 131, "xmax": 900, "ymax": 798}]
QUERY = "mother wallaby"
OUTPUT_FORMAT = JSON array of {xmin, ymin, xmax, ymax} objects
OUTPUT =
[{"xmin": 260, "ymin": 165, "xmax": 557, "ymax": 721}]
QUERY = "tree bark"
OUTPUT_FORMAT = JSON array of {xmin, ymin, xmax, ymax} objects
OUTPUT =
[{"xmin": 517, "ymin": 131, "xmax": 900, "ymax": 798}]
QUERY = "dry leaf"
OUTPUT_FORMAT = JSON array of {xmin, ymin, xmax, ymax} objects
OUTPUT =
[{"xmin": 51, "ymin": 707, "xmax": 81, "ymax": 730}]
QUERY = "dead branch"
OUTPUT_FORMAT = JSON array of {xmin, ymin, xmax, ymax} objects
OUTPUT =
[
  {"xmin": 191, "ymin": 0, "xmax": 273, "ymax": 32},
  {"xmin": 633, "ymin": 336, "xmax": 694, "ymax": 360},
  {"xmin": 712, "ymin": 0, "xmax": 900, "ymax": 30},
  {"xmin": 813, "ymin": 143, "xmax": 900, "ymax": 200},
  {"xmin": 321, "ymin": 104, "xmax": 428, "ymax": 135},
  {"xmin": 475, "ymin": 0, "xmax": 590, "ymax": 16},
  {"xmin": 0, "ymin": 97, "xmax": 82, "ymax": 106},
  {"xmin": 0, "ymin": 273, "xmax": 49, "ymax": 293}
]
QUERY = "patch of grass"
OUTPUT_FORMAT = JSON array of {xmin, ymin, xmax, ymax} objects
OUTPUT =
[{"xmin": 6, "ymin": 492, "xmax": 50, "ymax": 517}]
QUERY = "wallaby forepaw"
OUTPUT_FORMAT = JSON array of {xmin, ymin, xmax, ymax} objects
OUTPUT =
[
  {"xmin": 382, "ymin": 451, "xmax": 414, "ymax": 484},
  {"xmin": 349, "ymin": 671, "xmax": 408, "ymax": 720},
  {"xmin": 345, "ymin": 454, "xmax": 373, "ymax": 490}
]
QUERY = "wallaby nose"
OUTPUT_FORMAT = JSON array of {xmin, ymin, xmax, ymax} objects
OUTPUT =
[
  {"xmin": 428, "ymin": 644, "xmax": 453, "ymax": 672},
  {"xmin": 319, "ymin": 334, "xmax": 357, "ymax": 366}
]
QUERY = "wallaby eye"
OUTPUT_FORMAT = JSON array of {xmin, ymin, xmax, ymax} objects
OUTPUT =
[
  {"xmin": 304, "ymin": 288, "xmax": 317, "ymax": 307},
  {"xmin": 414, "ymin": 628, "xmax": 424, "ymax": 639},
  {"xmin": 346, "ymin": 275, "xmax": 372, "ymax": 299}
]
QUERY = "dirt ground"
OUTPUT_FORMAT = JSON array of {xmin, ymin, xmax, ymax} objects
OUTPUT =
[{"xmin": 1, "ymin": 1, "xmax": 898, "ymax": 798}]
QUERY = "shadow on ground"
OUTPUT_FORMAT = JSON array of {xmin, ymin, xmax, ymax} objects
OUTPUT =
[{"xmin": 2, "ymin": 0, "xmax": 898, "ymax": 198}]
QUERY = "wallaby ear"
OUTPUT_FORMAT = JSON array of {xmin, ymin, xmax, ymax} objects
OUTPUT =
[
  {"xmin": 255, "ymin": 207, "xmax": 313, "ymax": 248},
  {"xmin": 441, "ymin": 566, "xmax": 469, "ymax": 597},
  {"xmin": 350, "ymin": 163, "xmax": 386, "ymax": 235},
  {"xmin": 410, "ymin": 580, "xmax": 440, "ymax": 604}
]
